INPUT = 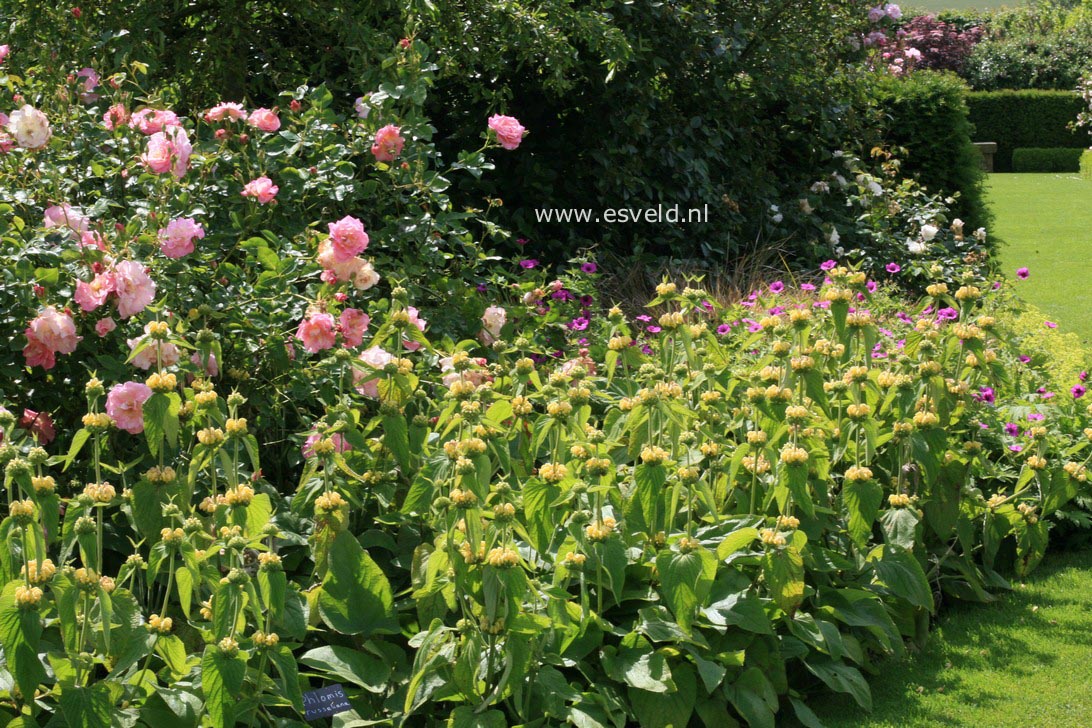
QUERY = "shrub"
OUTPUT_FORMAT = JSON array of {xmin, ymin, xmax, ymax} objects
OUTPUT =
[
  {"xmin": 966, "ymin": 90, "xmax": 1086, "ymax": 171},
  {"xmin": 1082, "ymin": 150, "xmax": 1092, "ymax": 180},
  {"xmin": 868, "ymin": 72, "xmax": 991, "ymax": 233},
  {"xmin": 1011, "ymin": 147, "xmax": 1086, "ymax": 172},
  {"xmin": 900, "ymin": 15, "xmax": 985, "ymax": 74}
]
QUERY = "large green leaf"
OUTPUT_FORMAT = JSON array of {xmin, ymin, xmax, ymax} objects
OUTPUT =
[
  {"xmin": 318, "ymin": 530, "xmax": 397, "ymax": 635},
  {"xmin": 842, "ymin": 477, "xmax": 882, "ymax": 548},
  {"xmin": 201, "ymin": 645, "xmax": 247, "ymax": 728},
  {"xmin": 657, "ymin": 548, "xmax": 716, "ymax": 632},
  {"xmin": 804, "ymin": 657, "xmax": 872, "ymax": 710},
  {"xmin": 762, "ymin": 547, "xmax": 805, "ymax": 614},
  {"xmin": 627, "ymin": 661, "xmax": 697, "ymax": 728},
  {"xmin": 0, "ymin": 581, "xmax": 45, "ymax": 707},
  {"xmin": 299, "ymin": 645, "xmax": 391, "ymax": 693},
  {"xmin": 603, "ymin": 645, "xmax": 675, "ymax": 693},
  {"xmin": 59, "ymin": 684, "xmax": 116, "ymax": 727},
  {"xmin": 627, "ymin": 463, "xmax": 667, "ymax": 535},
  {"xmin": 724, "ymin": 667, "xmax": 778, "ymax": 728},
  {"xmin": 866, "ymin": 545, "xmax": 934, "ymax": 611}
]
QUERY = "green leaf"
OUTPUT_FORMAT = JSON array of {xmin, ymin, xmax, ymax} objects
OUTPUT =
[
  {"xmin": 521, "ymin": 478, "xmax": 560, "ymax": 554},
  {"xmin": 382, "ymin": 414, "xmax": 412, "ymax": 472},
  {"xmin": 0, "ymin": 581, "xmax": 45, "ymax": 707},
  {"xmin": 299, "ymin": 645, "xmax": 391, "ymax": 693},
  {"xmin": 319, "ymin": 531, "xmax": 398, "ymax": 635},
  {"xmin": 880, "ymin": 507, "xmax": 920, "ymax": 550},
  {"xmin": 447, "ymin": 706, "xmax": 508, "ymax": 728},
  {"xmin": 603, "ymin": 645, "xmax": 675, "ymax": 693},
  {"xmin": 724, "ymin": 667, "xmax": 778, "ymax": 728},
  {"xmin": 842, "ymin": 478, "xmax": 882, "ymax": 548},
  {"xmin": 155, "ymin": 634, "xmax": 189, "ymax": 677},
  {"xmin": 716, "ymin": 527, "xmax": 758, "ymax": 560},
  {"xmin": 627, "ymin": 661, "xmax": 697, "ymax": 728},
  {"xmin": 59, "ymin": 684, "xmax": 115, "ymax": 727},
  {"xmin": 657, "ymin": 548, "xmax": 716, "ymax": 632},
  {"xmin": 762, "ymin": 547, "xmax": 805, "ymax": 614},
  {"xmin": 267, "ymin": 644, "xmax": 305, "ymax": 714},
  {"xmin": 804, "ymin": 657, "xmax": 872, "ymax": 711},
  {"xmin": 628, "ymin": 463, "xmax": 667, "ymax": 535},
  {"xmin": 867, "ymin": 545, "xmax": 934, "ymax": 611},
  {"xmin": 704, "ymin": 591, "xmax": 772, "ymax": 634},
  {"xmin": 201, "ymin": 645, "xmax": 247, "ymax": 728},
  {"xmin": 243, "ymin": 493, "xmax": 273, "ymax": 538}
]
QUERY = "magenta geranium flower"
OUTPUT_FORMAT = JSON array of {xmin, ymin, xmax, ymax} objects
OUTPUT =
[
  {"xmin": 1073, "ymin": 384, "xmax": 1088, "ymax": 399},
  {"xmin": 886, "ymin": 262, "xmax": 901, "ymax": 274},
  {"xmin": 1016, "ymin": 267, "xmax": 1029, "ymax": 280}
]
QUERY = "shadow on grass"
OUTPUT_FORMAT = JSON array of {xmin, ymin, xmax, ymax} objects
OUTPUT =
[{"xmin": 798, "ymin": 549, "xmax": 1092, "ymax": 727}]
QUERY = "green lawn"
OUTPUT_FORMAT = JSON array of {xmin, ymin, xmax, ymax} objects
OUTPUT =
[
  {"xmin": 989, "ymin": 173, "xmax": 1092, "ymax": 347},
  {"xmin": 807, "ymin": 549, "xmax": 1092, "ymax": 726}
]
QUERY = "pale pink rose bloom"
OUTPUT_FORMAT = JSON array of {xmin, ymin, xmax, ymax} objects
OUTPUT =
[
  {"xmin": 129, "ymin": 109, "xmax": 181, "ymax": 135},
  {"xmin": 327, "ymin": 215, "xmax": 369, "ymax": 262},
  {"xmin": 77, "ymin": 67, "xmax": 100, "ymax": 102},
  {"xmin": 191, "ymin": 351, "xmax": 219, "ymax": 377},
  {"xmin": 0, "ymin": 45, "xmax": 9, "ymax": 65},
  {"xmin": 158, "ymin": 217, "xmax": 205, "ymax": 258},
  {"xmin": 0, "ymin": 113, "xmax": 10, "ymax": 154},
  {"xmin": 401, "ymin": 306, "xmax": 427, "ymax": 351},
  {"xmin": 354, "ymin": 96, "xmax": 371, "ymax": 119},
  {"xmin": 247, "ymin": 108, "xmax": 280, "ymax": 132},
  {"xmin": 7, "ymin": 105, "xmax": 51, "ymax": 149},
  {"xmin": 74, "ymin": 271, "xmax": 115, "ymax": 312},
  {"xmin": 95, "ymin": 317, "xmax": 116, "ymax": 337},
  {"xmin": 113, "ymin": 260, "xmax": 156, "ymax": 318},
  {"xmin": 370, "ymin": 125, "xmax": 404, "ymax": 162},
  {"xmin": 22, "ymin": 330, "xmax": 55, "ymax": 370},
  {"xmin": 204, "ymin": 102, "xmax": 246, "ymax": 123},
  {"xmin": 339, "ymin": 308, "xmax": 370, "ymax": 348},
  {"xmin": 348, "ymin": 259, "xmax": 380, "ymax": 290},
  {"xmin": 142, "ymin": 127, "xmax": 192, "ymax": 178},
  {"xmin": 480, "ymin": 305, "xmax": 506, "ymax": 344},
  {"xmin": 106, "ymin": 381, "xmax": 153, "ymax": 434},
  {"xmin": 29, "ymin": 306, "xmax": 80, "ymax": 354},
  {"xmin": 43, "ymin": 203, "xmax": 89, "ymax": 236},
  {"xmin": 295, "ymin": 312, "xmax": 337, "ymax": 353},
  {"xmin": 241, "ymin": 176, "xmax": 278, "ymax": 204},
  {"xmin": 487, "ymin": 114, "xmax": 526, "ymax": 150},
  {"xmin": 561, "ymin": 354, "xmax": 597, "ymax": 377},
  {"xmin": 79, "ymin": 231, "xmax": 107, "ymax": 250},
  {"xmin": 302, "ymin": 432, "xmax": 351, "ymax": 458},
  {"xmin": 354, "ymin": 346, "xmax": 393, "ymax": 398},
  {"xmin": 439, "ymin": 356, "xmax": 488, "ymax": 388},
  {"xmin": 103, "ymin": 103, "xmax": 130, "ymax": 131},
  {"xmin": 127, "ymin": 329, "xmax": 180, "ymax": 370}
]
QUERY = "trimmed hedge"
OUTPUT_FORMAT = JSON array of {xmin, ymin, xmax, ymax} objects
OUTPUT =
[
  {"xmin": 1011, "ymin": 147, "xmax": 1085, "ymax": 172},
  {"xmin": 1083, "ymin": 150, "xmax": 1092, "ymax": 181},
  {"xmin": 871, "ymin": 72, "xmax": 990, "ymax": 233},
  {"xmin": 967, "ymin": 90, "xmax": 1085, "ymax": 172}
]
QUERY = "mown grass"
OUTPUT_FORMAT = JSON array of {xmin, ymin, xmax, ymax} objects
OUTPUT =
[
  {"xmin": 806, "ymin": 549, "xmax": 1092, "ymax": 726},
  {"xmin": 989, "ymin": 173, "xmax": 1092, "ymax": 348}
]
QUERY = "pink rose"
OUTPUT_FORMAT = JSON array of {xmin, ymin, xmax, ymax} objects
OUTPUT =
[
  {"xmin": 18, "ymin": 409, "xmax": 55, "ymax": 445},
  {"xmin": 327, "ymin": 215, "xmax": 369, "ymax": 262},
  {"xmin": 106, "ymin": 381, "xmax": 153, "ymax": 434},
  {"xmin": 22, "ymin": 330, "xmax": 55, "ymax": 370},
  {"xmin": 0, "ymin": 45, "xmax": 9, "ymax": 65},
  {"xmin": 141, "ymin": 127, "xmax": 192, "ymax": 178},
  {"xmin": 370, "ymin": 125, "xmax": 404, "ymax": 162},
  {"xmin": 316, "ymin": 240, "xmax": 381, "ymax": 290},
  {"xmin": 296, "ymin": 312, "xmax": 337, "ymax": 353},
  {"xmin": 302, "ymin": 432, "xmax": 351, "ymax": 459},
  {"xmin": 95, "ymin": 317, "xmax": 116, "ymax": 337},
  {"xmin": 241, "ymin": 176, "xmax": 278, "ymax": 204},
  {"xmin": 74, "ymin": 271, "xmax": 115, "ymax": 312},
  {"xmin": 43, "ymin": 204, "xmax": 89, "ymax": 236},
  {"xmin": 439, "ymin": 356, "xmax": 488, "ymax": 388},
  {"xmin": 339, "ymin": 308, "xmax": 370, "ymax": 348},
  {"xmin": 247, "ymin": 108, "xmax": 280, "ymax": 133},
  {"xmin": 354, "ymin": 346, "xmax": 393, "ymax": 398},
  {"xmin": 113, "ymin": 260, "xmax": 156, "ymax": 318},
  {"xmin": 7, "ymin": 105, "xmax": 51, "ymax": 149},
  {"xmin": 129, "ymin": 109, "xmax": 181, "ymax": 135},
  {"xmin": 401, "ymin": 306, "xmax": 427, "ymax": 351},
  {"xmin": 487, "ymin": 114, "xmax": 526, "ymax": 150},
  {"xmin": 103, "ymin": 103, "xmax": 129, "ymax": 131},
  {"xmin": 480, "ymin": 305, "xmax": 506, "ymax": 344},
  {"xmin": 76, "ymin": 67, "xmax": 100, "ymax": 102},
  {"xmin": 158, "ymin": 217, "xmax": 205, "ymax": 258},
  {"xmin": 191, "ymin": 351, "xmax": 219, "ymax": 377},
  {"xmin": 29, "ymin": 306, "xmax": 80, "ymax": 354},
  {"xmin": 79, "ymin": 231, "xmax": 107, "ymax": 250},
  {"xmin": 204, "ymin": 102, "xmax": 246, "ymax": 123}
]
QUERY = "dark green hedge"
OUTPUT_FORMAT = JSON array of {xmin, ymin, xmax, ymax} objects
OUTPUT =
[
  {"xmin": 871, "ymin": 72, "xmax": 990, "ymax": 233},
  {"xmin": 1011, "ymin": 148, "xmax": 1085, "ymax": 172},
  {"xmin": 966, "ymin": 90, "xmax": 1085, "ymax": 172}
]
